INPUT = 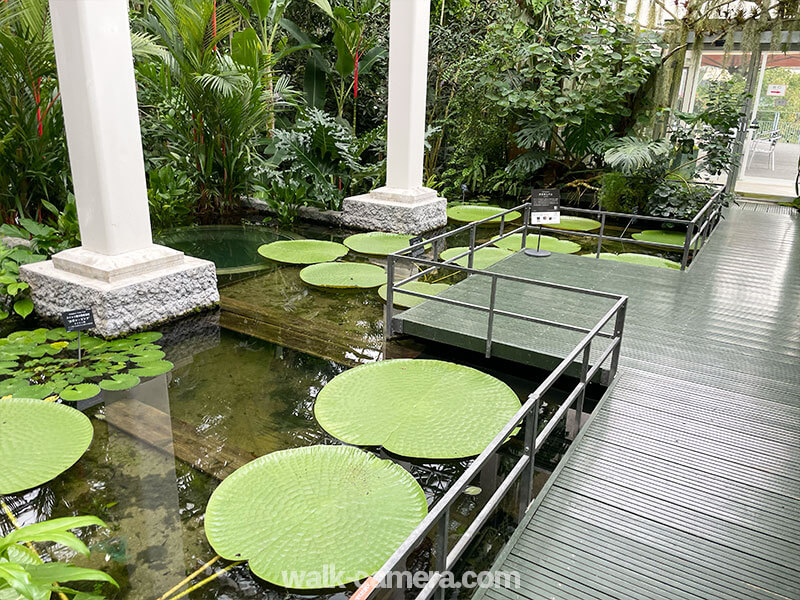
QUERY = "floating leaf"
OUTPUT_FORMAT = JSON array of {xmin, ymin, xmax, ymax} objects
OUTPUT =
[
  {"xmin": 299, "ymin": 263, "xmax": 386, "ymax": 289},
  {"xmin": 99, "ymin": 374, "xmax": 141, "ymax": 391},
  {"xmin": 60, "ymin": 384, "xmax": 101, "ymax": 402},
  {"xmin": 46, "ymin": 328, "xmax": 78, "ymax": 341},
  {"xmin": 204, "ymin": 445, "xmax": 427, "ymax": 588},
  {"xmin": 492, "ymin": 233, "xmax": 581, "ymax": 254},
  {"xmin": 0, "ymin": 398, "xmax": 93, "ymax": 494},
  {"xmin": 128, "ymin": 332, "xmax": 163, "ymax": 343},
  {"xmin": 446, "ymin": 204, "xmax": 521, "ymax": 224},
  {"xmin": 257, "ymin": 240, "xmax": 348, "ymax": 265},
  {"xmin": 128, "ymin": 360, "xmax": 174, "ymax": 377},
  {"xmin": 631, "ymin": 229, "xmax": 687, "ymax": 247},
  {"xmin": 596, "ymin": 253, "xmax": 681, "ymax": 270},
  {"xmin": 377, "ymin": 282, "xmax": 450, "ymax": 309},
  {"xmin": 343, "ymin": 232, "xmax": 418, "ymax": 256},
  {"xmin": 543, "ymin": 216, "xmax": 601, "ymax": 232},
  {"xmin": 439, "ymin": 247, "xmax": 513, "ymax": 269},
  {"xmin": 0, "ymin": 379, "xmax": 30, "ymax": 397},
  {"xmin": 24, "ymin": 383, "xmax": 58, "ymax": 400},
  {"xmin": 131, "ymin": 350, "xmax": 166, "ymax": 363},
  {"xmin": 314, "ymin": 359, "xmax": 521, "ymax": 458}
]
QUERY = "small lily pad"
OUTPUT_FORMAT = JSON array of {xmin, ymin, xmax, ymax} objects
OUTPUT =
[
  {"xmin": 314, "ymin": 359, "xmax": 522, "ymax": 458},
  {"xmin": 596, "ymin": 253, "xmax": 681, "ymax": 270},
  {"xmin": 299, "ymin": 263, "xmax": 386, "ymax": 289},
  {"xmin": 99, "ymin": 374, "xmax": 141, "ymax": 391},
  {"xmin": 258, "ymin": 240, "xmax": 348, "ymax": 265},
  {"xmin": 447, "ymin": 204, "xmax": 521, "ymax": 224},
  {"xmin": 24, "ymin": 383, "xmax": 58, "ymax": 400},
  {"xmin": 60, "ymin": 383, "xmax": 101, "ymax": 401},
  {"xmin": 632, "ymin": 229, "xmax": 687, "ymax": 247},
  {"xmin": 204, "ymin": 445, "xmax": 427, "ymax": 588},
  {"xmin": 492, "ymin": 233, "xmax": 581, "ymax": 254},
  {"xmin": 377, "ymin": 282, "xmax": 450, "ymax": 309},
  {"xmin": 544, "ymin": 216, "xmax": 601, "ymax": 232},
  {"xmin": 131, "ymin": 350, "xmax": 166, "ymax": 363},
  {"xmin": 128, "ymin": 332, "xmax": 163, "ymax": 343},
  {"xmin": 0, "ymin": 398, "xmax": 93, "ymax": 494},
  {"xmin": 440, "ymin": 247, "xmax": 513, "ymax": 269},
  {"xmin": 343, "ymin": 232, "xmax": 416, "ymax": 256},
  {"xmin": 129, "ymin": 360, "xmax": 174, "ymax": 377}
]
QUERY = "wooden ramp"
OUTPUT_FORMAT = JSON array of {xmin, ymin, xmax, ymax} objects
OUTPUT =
[{"xmin": 460, "ymin": 206, "xmax": 800, "ymax": 600}]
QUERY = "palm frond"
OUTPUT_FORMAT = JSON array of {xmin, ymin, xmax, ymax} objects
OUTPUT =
[{"xmin": 604, "ymin": 136, "xmax": 671, "ymax": 174}]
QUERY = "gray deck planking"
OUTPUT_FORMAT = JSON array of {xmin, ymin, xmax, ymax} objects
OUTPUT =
[{"xmin": 409, "ymin": 207, "xmax": 800, "ymax": 600}]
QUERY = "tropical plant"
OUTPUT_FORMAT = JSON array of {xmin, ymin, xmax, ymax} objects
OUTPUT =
[
  {"xmin": 0, "ymin": 516, "xmax": 118, "ymax": 600},
  {"xmin": 0, "ymin": 244, "xmax": 46, "ymax": 321},
  {"xmin": 146, "ymin": 165, "xmax": 195, "ymax": 231}
]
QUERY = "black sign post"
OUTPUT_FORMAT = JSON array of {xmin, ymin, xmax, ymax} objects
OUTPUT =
[
  {"xmin": 408, "ymin": 235, "xmax": 426, "ymax": 259},
  {"xmin": 61, "ymin": 308, "xmax": 95, "ymax": 364},
  {"xmin": 525, "ymin": 188, "xmax": 561, "ymax": 258}
]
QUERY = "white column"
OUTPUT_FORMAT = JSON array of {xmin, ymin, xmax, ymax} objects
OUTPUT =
[
  {"xmin": 50, "ymin": 0, "xmax": 153, "ymax": 256},
  {"xmin": 341, "ymin": 0, "xmax": 446, "ymax": 234},
  {"xmin": 384, "ymin": 0, "xmax": 431, "ymax": 190}
]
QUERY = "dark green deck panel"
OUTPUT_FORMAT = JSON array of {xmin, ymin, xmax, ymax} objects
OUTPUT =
[{"xmin": 453, "ymin": 207, "xmax": 800, "ymax": 600}]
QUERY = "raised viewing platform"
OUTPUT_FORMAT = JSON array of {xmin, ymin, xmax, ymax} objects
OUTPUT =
[{"xmin": 465, "ymin": 205, "xmax": 800, "ymax": 600}]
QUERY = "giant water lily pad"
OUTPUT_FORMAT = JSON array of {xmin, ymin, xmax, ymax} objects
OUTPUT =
[
  {"xmin": 258, "ymin": 240, "xmax": 348, "ymax": 265},
  {"xmin": 299, "ymin": 263, "xmax": 386, "ymax": 289},
  {"xmin": 492, "ymin": 233, "xmax": 581, "ymax": 254},
  {"xmin": 343, "ymin": 232, "xmax": 416, "ymax": 256},
  {"xmin": 377, "ymin": 282, "xmax": 450, "ymax": 309},
  {"xmin": 446, "ymin": 204, "xmax": 521, "ymax": 224},
  {"xmin": 632, "ymin": 229, "xmax": 687, "ymax": 247},
  {"xmin": 544, "ymin": 216, "xmax": 601, "ymax": 232},
  {"xmin": 0, "ymin": 398, "xmax": 93, "ymax": 494},
  {"xmin": 204, "ymin": 445, "xmax": 427, "ymax": 588},
  {"xmin": 314, "ymin": 359, "xmax": 521, "ymax": 458},
  {"xmin": 596, "ymin": 253, "xmax": 681, "ymax": 270},
  {"xmin": 440, "ymin": 247, "xmax": 513, "ymax": 269}
]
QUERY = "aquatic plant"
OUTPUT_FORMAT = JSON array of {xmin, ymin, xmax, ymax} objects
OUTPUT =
[
  {"xmin": 343, "ymin": 232, "xmax": 416, "ymax": 257},
  {"xmin": 204, "ymin": 445, "xmax": 427, "ymax": 588},
  {"xmin": 492, "ymin": 233, "xmax": 581, "ymax": 254},
  {"xmin": 543, "ymin": 216, "xmax": 601, "ymax": 232},
  {"xmin": 0, "ymin": 328, "xmax": 172, "ymax": 401},
  {"xmin": 446, "ymin": 204, "xmax": 521, "ymax": 224},
  {"xmin": 299, "ymin": 262, "xmax": 385, "ymax": 289},
  {"xmin": 314, "ymin": 359, "xmax": 521, "ymax": 458},
  {"xmin": 377, "ymin": 281, "xmax": 450, "ymax": 309},
  {"xmin": 257, "ymin": 240, "xmax": 348, "ymax": 264},
  {"xmin": 0, "ymin": 398, "xmax": 92, "ymax": 495},
  {"xmin": 596, "ymin": 253, "xmax": 681, "ymax": 270},
  {"xmin": 439, "ymin": 246, "xmax": 512, "ymax": 269},
  {"xmin": 631, "ymin": 229, "xmax": 687, "ymax": 247}
]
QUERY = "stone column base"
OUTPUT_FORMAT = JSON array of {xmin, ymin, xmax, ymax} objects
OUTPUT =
[
  {"xmin": 20, "ymin": 245, "xmax": 219, "ymax": 338},
  {"xmin": 342, "ymin": 186, "xmax": 447, "ymax": 234}
]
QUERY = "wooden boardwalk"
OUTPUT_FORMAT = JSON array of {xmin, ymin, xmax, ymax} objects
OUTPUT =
[{"xmin": 414, "ymin": 207, "xmax": 800, "ymax": 599}]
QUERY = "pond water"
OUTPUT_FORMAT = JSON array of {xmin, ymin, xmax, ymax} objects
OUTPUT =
[{"xmin": 0, "ymin": 317, "xmax": 579, "ymax": 600}]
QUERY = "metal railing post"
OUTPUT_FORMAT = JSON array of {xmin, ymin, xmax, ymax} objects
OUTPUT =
[
  {"xmin": 574, "ymin": 343, "xmax": 591, "ymax": 436},
  {"xmin": 596, "ymin": 213, "xmax": 606, "ymax": 258},
  {"xmin": 681, "ymin": 222, "xmax": 695, "ymax": 271},
  {"xmin": 518, "ymin": 396, "xmax": 540, "ymax": 520},
  {"xmin": 468, "ymin": 224, "xmax": 476, "ymax": 270},
  {"xmin": 485, "ymin": 276, "xmax": 499, "ymax": 358},
  {"xmin": 608, "ymin": 299, "xmax": 627, "ymax": 380},
  {"xmin": 522, "ymin": 204, "xmax": 531, "ymax": 249},
  {"xmin": 435, "ymin": 510, "xmax": 449, "ymax": 600},
  {"xmin": 384, "ymin": 255, "xmax": 395, "ymax": 343}
]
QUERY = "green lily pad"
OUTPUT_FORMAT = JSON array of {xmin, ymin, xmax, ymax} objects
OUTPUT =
[
  {"xmin": 129, "ymin": 360, "xmax": 174, "ymax": 377},
  {"xmin": 343, "ymin": 232, "xmax": 417, "ymax": 256},
  {"xmin": 631, "ymin": 229, "xmax": 687, "ymax": 247},
  {"xmin": 99, "ymin": 374, "xmax": 141, "ymax": 391},
  {"xmin": 596, "ymin": 253, "xmax": 681, "ymax": 270},
  {"xmin": 492, "ymin": 233, "xmax": 581, "ymax": 254},
  {"xmin": 439, "ymin": 247, "xmax": 513, "ymax": 269},
  {"xmin": 314, "ymin": 359, "xmax": 521, "ymax": 458},
  {"xmin": 258, "ymin": 240, "xmax": 348, "ymax": 265},
  {"xmin": 544, "ymin": 216, "xmax": 602, "ymax": 232},
  {"xmin": 377, "ymin": 282, "xmax": 450, "ymax": 309},
  {"xmin": 24, "ymin": 383, "xmax": 58, "ymax": 400},
  {"xmin": 60, "ymin": 383, "xmax": 101, "ymax": 401},
  {"xmin": 446, "ymin": 204, "xmax": 521, "ymax": 224},
  {"xmin": 204, "ymin": 445, "xmax": 427, "ymax": 588},
  {"xmin": 46, "ymin": 327, "xmax": 78, "ymax": 341},
  {"xmin": 0, "ymin": 378, "xmax": 31, "ymax": 397},
  {"xmin": 128, "ymin": 331, "xmax": 163, "ymax": 343},
  {"xmin": 0, "ymin": 398, "xmax": 93, "ymax": 494},
  {"xmin": 131, "ymin": 350, "xmax": 166, "ymax": 363},
  {"xmin": 299, "ymin": 263, "xmax": 386, "ymax": 289}
]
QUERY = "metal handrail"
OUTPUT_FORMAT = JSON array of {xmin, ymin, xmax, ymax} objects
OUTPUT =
[{"xmin": 365, "ymin": 203, "xmax": 629, "ymax": 600}]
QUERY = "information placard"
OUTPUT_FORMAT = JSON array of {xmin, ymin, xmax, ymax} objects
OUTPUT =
[
  {"xmin": 61, "ymin": 308, "xmax": 95, "ymax": 333},
  {"xmin": 409, "ymin": 235, "xmax": 425, "ymax": 258},
  {"xmin": 530, "ymin": 188, "xmax": 560, "ymax": 224}
]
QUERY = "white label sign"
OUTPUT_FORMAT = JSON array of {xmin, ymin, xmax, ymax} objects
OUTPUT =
[{"xmin": 767, "ymin": 84, "xmax": 787, "ymax": 97}]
